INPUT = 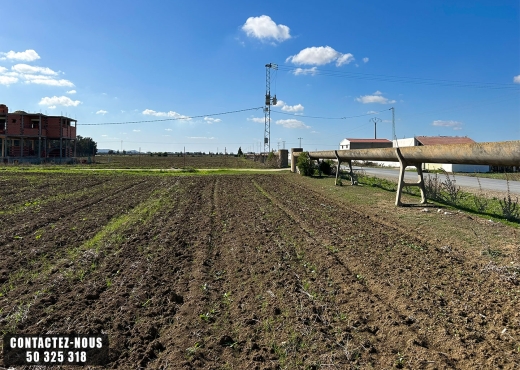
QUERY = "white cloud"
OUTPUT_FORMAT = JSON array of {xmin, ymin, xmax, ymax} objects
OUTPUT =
[
  {"xmin": 101, "ymin": 135, "xmax": 108, "ymax": 137},
  {"xmin": 367, "ymin": 110, "xmax": 378, "ymax": 114},
  {"xmin": 165, "ymin": 128, "xmax": 173, "ymax": 131},
  {"xmin": 48, "ymin": 105, "xmax": 56, "ymax": 109},
  {"xmin": 273, "ymin": 100, "xmax": 304, "ymax": 113},
  {"xmin": 12, "ymin": 64, "xmax": 57, "ymax": 75},
  {"xmin": 133, "ymin": 129, "xmax": 141, "ymax": 132},
  {"xmin": 67, "ymin": 90, "xmax": 76, "ymax": 94},
  {"xmin": 363, "ymin": 57, "xmax": 369, "ymax": 63},
  {"xmin": 356, "ymin": 92, "xmax": 396, "ymax": 104},
  {"xmin": 282, "ymin": 103, "xmax": 304, "ymax": 113},
  {"xmin": 23, "ymin": 75, "xmax": 74, "ymax": 87},
  {"xmin": 286, "ymin": 46, "xmax": 354, "ymax": 67},
  {"xmin": 96, "ymin": 110, "xmax": 108, "ymax": 115},
  {"xmin": 0, "ymin": 66, "xmax": 7, "ymax": 73},
  {"xmin": 275, "ymin": 119, "xmax": 309, "ymax": 129},
  {"xmin": 293, "ymin": 67, "xmax": 318, "ymax": 76},
  {"xmin": 142, "ymin": 109, "xmax": 191, "ymax": 120},
  {"xmin": 0, "ymin": 49, "xmax": 40, "ymax": 61},
  {"xmin": 335, "ymin": 53, "xmax": 355, "ymax": 66},
  {"xmin": 0, "ymin": 76, "xmax": 18, "ymax": 85},
  {"xmin": 39, "ymin": 96, "xmax": 81, "ymax": 107},
  {"xmin": 242, "ymin": 15, "xmax": 291, "ymax": 42},
  {"xmin": 248, "ymin": 117, "xmax": 266, "ymax": 123},
  {"xmin": 204, "ymin": 117, "xmax": 222, "ymax": 124},
  {"xmin": 432, "ymin": 120, "xmax": 463, "ymax": 130},
  {"xmin": 187, "ymin": 136, "xmax": 215, "ymax": 140},
  {"xmin": 514, "ymin": 75, "xmax": 520, "ymax": 84}
]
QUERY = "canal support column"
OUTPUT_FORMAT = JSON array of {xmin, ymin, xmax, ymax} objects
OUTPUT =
[{"xmin": 290, "ymin": 148, "xmax": 302, "ymax": 173}]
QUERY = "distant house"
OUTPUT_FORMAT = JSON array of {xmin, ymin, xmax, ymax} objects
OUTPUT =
[
  {"xmin": 414, "ymin": 136, "xmax": 489, "ymax": 173},
  {"xmin": 371, "ymin": 136, "xmax": 489, "ymax": 173},
  {"xmin": 339, "ymin": 138, "xmax": 393, "ymax": 150}
]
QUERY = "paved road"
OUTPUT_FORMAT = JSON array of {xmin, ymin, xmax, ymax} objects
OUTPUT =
[{"xmin": 344, "ymin": 166, "xmax": 520, "ymax": 195}]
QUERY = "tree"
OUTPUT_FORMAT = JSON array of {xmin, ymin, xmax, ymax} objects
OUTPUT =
[
  {"xmin": 237, "ymin": 147, "xmax": 244, "ymax": 156},
  {"xmin": 75, "ymin": 136, "xmax": 98, "ymax": 156}
]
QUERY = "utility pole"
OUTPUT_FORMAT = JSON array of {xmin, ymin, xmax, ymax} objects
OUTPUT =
[
  {"xmin": 282, "ymin": 141, "xmax": 285, "ymax": 149},
  {"xmin": 298, "ymin": 137, "xmax": 303, "ymax": 148},
  {"xmin": 390, "ymin": 107, "xmax": 395, "ymax": 141},
  {"xmin": 370, "ymin": 117, "xmax": 382, "ymax": 139},
  {"xmin": 264, "ymin": 63, "xmax": 278, "ymax": 153},
  {"xmin": 277, "ymin": 142, "xmax": 280, "ymax": 151},
  {"xmin": 120, "ymin": 140, "xmax": 123, "ymax": 153}
]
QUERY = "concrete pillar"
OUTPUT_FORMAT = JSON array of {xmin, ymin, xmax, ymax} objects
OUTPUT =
[
  {"xmin": 278, "ymin": 149, "xmax": 288, "ymax": 168},
  {"xmin": 290, "ymin": 148, "xmax": 302, "ymax": 173}
]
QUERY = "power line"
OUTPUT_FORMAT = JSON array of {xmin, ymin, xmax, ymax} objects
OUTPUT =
[
  {"xmin": 80, "ymin": 106, "xmax": 264, "ymax": 125},
  {"xmin": 270, "ymin": 108, "xmax": 390, "ymax": 120},
  {"xmin": 277, "ymin": 65, "xmax": 520, "ymax": 90}
]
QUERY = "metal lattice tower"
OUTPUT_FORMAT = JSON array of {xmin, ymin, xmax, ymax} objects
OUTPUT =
[{"xmin": 264, "ymin": 63, "xmax": 277, "ymax": 153}]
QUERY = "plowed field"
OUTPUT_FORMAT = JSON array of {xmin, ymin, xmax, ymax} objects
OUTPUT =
[{"xmin": 1, "ymin": 172, "xmax": 519, "ymax": 369}]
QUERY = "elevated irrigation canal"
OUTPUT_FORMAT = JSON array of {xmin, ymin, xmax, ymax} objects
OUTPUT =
[{"xmin": 291, "ymin": 140, "xmax": 520, "ymax": 206}]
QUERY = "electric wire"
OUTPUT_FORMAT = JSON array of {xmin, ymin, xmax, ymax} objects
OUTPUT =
[
  {"xmin": 277, "ymin": 65, "xmax": 520, "ymax": 90},
  {"xmin": 80, "ymin": 106, "xmax": 264, "ymax": 126},
  {"xmin": 270, "ymin": 108, "xmax": 390, "ymax": 120}
]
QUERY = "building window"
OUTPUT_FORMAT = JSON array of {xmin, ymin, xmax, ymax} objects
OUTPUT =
[{"xmin": 12, "ymin": 119, "xmax": 16, "ymax": 123}]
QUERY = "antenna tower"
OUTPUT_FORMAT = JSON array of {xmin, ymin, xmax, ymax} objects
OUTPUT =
[{"xmin": 264, "ymin": 63, "xmax": 278, "ymax": 153}]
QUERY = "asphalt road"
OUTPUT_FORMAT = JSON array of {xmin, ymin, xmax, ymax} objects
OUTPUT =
[{"xmin": 345, "ymin": 167, "xmax": 520, "ymax": 195}]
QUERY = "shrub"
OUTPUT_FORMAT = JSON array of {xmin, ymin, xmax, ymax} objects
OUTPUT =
[
  {"xmin": 318, "ymin": 160, "xmax": 333, "ymax": 176},
  {"xmin": 297, "ymin": 152, "xmax": 315, "ymax": 176}
]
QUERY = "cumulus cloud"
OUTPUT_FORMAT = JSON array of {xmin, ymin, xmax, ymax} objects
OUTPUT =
[
  {"xmin": 514, "ymin": 75, "xmax": 520, "ymax": 84},
  {"xmin": 12, "ymin": 64, "xmax": 57, "ymax": 75},
  {"xmin": 363, "ymin": 57, "xmax": 369, "ymax": 63},
  {"xmin": 242, "ymin": 15, "xmax": 291, "ymax": 42},
  {"xmin": 165, "ymin": 128, "xmax": 173, "ymax": 131},
  {"xmin": 39, "ymin": 96, "xmax": 81, "ymax": 107},
  {"xmin": 247, "ymin": 117, "xmax": 266, "ymax": 123},
  {"xmin": 48, "ymin": 106, "xmax": 56, "ymax": 109},
  {"xmin": 96, "ymin": 110, "xmax": 108, "ymax": 115},
  {"xmin": 142, "ymin": 109, "xmax": 191, "ymax": 120},
  {"xmin": 133, "ymin": 129, "xmax": 141, "ymax": 132},
  {"xmin": 286, "ymin": 46, "xmax": 354, "ymax": 67},
  {"xmin": 367, "ymin": 110, "xmax": 378, "ymax": 114},
  {"xmin": 0, "ymin": 49, "xmax": 40, "ymax": 61},
  {"xmin": 356, "ymin": 91, "xmax": 396, "ymax": 104},
  {"xmin": 67, "ymin": 90, "xmax": 76, "ymax": 94},
  {"xmin": 275, "ymin": 119, "xmax": 309, "ymax": 129},
  {"xmin": 204, "ymin": 117, "xmax": 222, "ymax": 124},
  {"xmin": 293, "ymin": 67, "xmax": 318, "ymax": 76},
  {"xmin": 432, "ymin": 120, "xmax": 463, "ymax": 130},
  {"xmin": 187, "ymin": 136, "xmax": 215, "ymax": 139},
  {"xmin": 0, "ymin": 76, "xmax": 18, "ymax": 85}
]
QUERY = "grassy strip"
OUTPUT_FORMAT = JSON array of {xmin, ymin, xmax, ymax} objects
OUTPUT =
[
  {"xmin": 0, "ymin": 167, "xmax": 289, "ymax": 176},
  {"xmin": 353, "ymin": 173, "xmax": 519, "ymax": 226}
]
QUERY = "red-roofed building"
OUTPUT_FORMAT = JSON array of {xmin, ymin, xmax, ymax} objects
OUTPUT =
[
  {"xmin": 415, "ymin": 136, "xmax": 476, "ymax": 146},
  {"xmin": 339, "ymin": 138, "xmax": 392, "ymax": 150}
]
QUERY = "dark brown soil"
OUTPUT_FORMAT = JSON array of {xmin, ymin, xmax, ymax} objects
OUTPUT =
[{"xmin": 1, "ymin": 172, "xmax": 519, "ymax": 369}]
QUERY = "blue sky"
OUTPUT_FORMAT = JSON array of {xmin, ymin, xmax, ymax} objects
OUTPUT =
[{"xmin": 1, "ymin": 1, "xmax": 519, "ymax": 153}]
